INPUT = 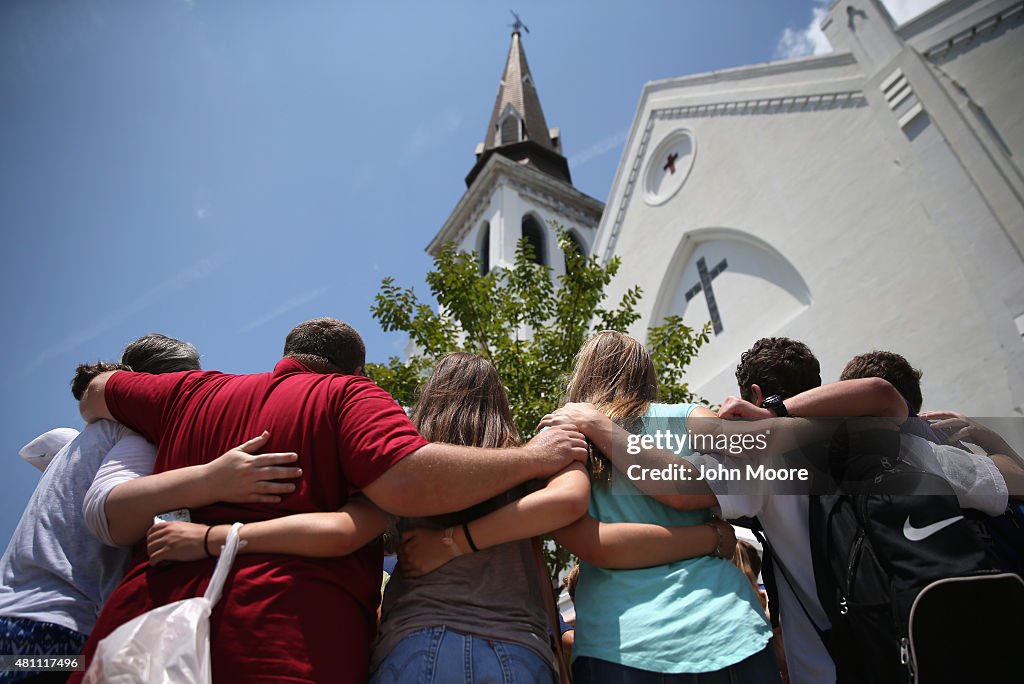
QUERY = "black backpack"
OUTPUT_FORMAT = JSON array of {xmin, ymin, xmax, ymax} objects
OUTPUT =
[{"xmin": 808, "ymin": 423, "xmax": 1024, "ymax": 682}]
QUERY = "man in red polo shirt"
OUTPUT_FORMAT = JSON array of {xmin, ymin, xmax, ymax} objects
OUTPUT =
[{"xmin": 71, "ymin": 318, "xmax": 587, "ymax": 683}]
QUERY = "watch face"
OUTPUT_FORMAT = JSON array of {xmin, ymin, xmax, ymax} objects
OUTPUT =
[{"xmin": 762, "ymin": 395, "xmax": 787, "ymax": 416}]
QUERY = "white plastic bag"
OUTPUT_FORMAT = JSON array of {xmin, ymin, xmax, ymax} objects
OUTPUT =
[{"xmin": 84, "ymin": 522, "xmax": 243, "ymax": 684}]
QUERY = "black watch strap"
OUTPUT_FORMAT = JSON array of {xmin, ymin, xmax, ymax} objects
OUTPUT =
[{"xmin": 762, "ymin": 394, "xmax": 789, "ymax": 417}]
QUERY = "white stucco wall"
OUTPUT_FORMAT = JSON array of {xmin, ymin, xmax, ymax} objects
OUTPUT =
[{"xmin": 596, "ymin": 2, "xmax": 1024, "ymax": 415}]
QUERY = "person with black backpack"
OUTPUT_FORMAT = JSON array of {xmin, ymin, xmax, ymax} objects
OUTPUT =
[
  {"xmin": 712, "ymin": 342, "xmax": 1023, "ymax": 682},
  {"xmin": 552, "ymin": 338, "xmax": 1019, "ymax": 684},
  {"xmin": 818, "ymin": 351, "xmax": 1024, "ymax": 682}
]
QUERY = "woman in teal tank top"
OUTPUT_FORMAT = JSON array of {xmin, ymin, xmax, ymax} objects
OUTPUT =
[{"xmin": 548, "ymin": 331, "xmax": 778, "ymax": 683}]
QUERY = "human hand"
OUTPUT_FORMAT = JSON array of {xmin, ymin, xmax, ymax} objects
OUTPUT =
[
  {"xmin": 537, "ymin": 402, "xmax": 606, "ymax": 436},
  {"xmin": 718, "ymin": 397, "xmax": 773, "ymax": 420},
  {"xmin": 398, "ymin": 527, "xmax": 466, "ymax": 577},
  {"xmin": 147, "ymin": 521, "xmax": 212, "ymax": 566},
  {"xmin": 708, "ymin": 517, "xmax": 737, "ymax": 559},
  {"xmin": 524, "ymin": 424, "xmax": 589, "ymax": 475},
  {"xmin": 201, "ymin": 431, "xmax": 302, "ymax": 504},
  {"xmin": 919, "ymin": 411, "xmax": 1012, "ymax": 455}
]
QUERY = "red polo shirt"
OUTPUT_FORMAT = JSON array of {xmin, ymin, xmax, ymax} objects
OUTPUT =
[{"xmin": 73, "ymin": 358, "xmax": 427, "ymax": 683}]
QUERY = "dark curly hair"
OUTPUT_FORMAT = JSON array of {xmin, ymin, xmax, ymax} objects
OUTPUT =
[
  {"xmin": 840, "ymin": 350, "xmax": 923, "ymax": 413},
  {"xmin": 735, "ymin": 337, "xmax": 821, "ymax": 402}
]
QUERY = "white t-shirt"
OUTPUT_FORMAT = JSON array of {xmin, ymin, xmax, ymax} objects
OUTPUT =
[
  {"xmin": 687, "ymin": 435, "xmax": 1008, "ymax": 684},
  {"xmin": 0, "ymin": 420, "xmax": 156, "ymax": 634}
]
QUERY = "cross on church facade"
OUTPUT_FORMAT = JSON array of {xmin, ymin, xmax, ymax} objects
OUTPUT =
[
  {"xmin": 663, "ymin": 152, "xmax": 679, "ymax": 174},
  {"xmin": 684, "ymin": 256, "xmax": 728, "ymax": 335}
]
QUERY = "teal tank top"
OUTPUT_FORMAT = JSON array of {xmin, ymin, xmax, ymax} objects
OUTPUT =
[{"xmin": 572, "ymin": 403, "xmax": 771, "ymax": 673}]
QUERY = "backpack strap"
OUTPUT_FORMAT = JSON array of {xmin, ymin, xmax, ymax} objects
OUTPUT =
[
  {"xmin": 751, "ymin": 517, "xmax": 836, "ymax": 660},
  {"xmin": 733, "ymin": 516, "xmax": 780, "ymax": 630}
]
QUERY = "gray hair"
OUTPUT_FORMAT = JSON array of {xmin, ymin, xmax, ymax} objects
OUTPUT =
[{"xmin": 120, "ymin": 333, "xmax": 201, "ymax": 374}]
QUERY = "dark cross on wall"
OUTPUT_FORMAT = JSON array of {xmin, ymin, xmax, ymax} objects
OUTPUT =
[
  {"xmin": 663, "ymin": 152, "xmax": 679, "ymax": 175},
  {"xmin": 684, "ymin": 256, "xmax": 728, "ymax": 335}
]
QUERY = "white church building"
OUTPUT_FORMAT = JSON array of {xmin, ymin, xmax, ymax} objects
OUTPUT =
[{"xmin": 430, "ymin": 0, "xmax": 1024, "ymax": 417}]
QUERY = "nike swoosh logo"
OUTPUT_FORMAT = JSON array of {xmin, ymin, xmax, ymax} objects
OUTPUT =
[{"xmin": 903, "ymin": 515, "xmax": 963, "ymax": 541}]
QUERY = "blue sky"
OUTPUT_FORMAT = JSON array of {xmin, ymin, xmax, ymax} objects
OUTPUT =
[{"xmin": 0, "ymin": 0, "xmax": 938, "ymax": 543}]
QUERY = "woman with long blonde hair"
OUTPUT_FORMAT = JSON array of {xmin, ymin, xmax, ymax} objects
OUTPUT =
[{"xmin": 544, "ymin": 331, "xmax": 779, "ymax": 683}]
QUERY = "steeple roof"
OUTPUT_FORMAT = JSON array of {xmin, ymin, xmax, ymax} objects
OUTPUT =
[
  {"xmin": 466, "ymin": 30, "xmax": 571, "ymax": 187},
  {"xmin": 483, "ymin": 31, "xmax": 555, "ymax": 153}
]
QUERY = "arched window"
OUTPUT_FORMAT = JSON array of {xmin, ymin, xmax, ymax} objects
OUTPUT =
[
  {"xmin": 521, "ymin": 215, "xmax": 546, "ymax": 265},
  {"xmin": 565, "ymin": 230, "xmax": 587, "ymax": 271},
  {"xmin": 478, "ymin": 222, "xmax": 490, "ymax": 275},
  {"xmin": 499, "ymin": 113, "xmax": 522, "ymax": 145}
]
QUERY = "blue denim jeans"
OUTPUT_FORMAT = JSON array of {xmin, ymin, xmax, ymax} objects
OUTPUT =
[
  {"xmin": 573, "ymin": 645, "xmax": 781, "ymax": 684},
  {"xmin": 371, "ymin": 626, "xmax": 556, "ymax": 683}
]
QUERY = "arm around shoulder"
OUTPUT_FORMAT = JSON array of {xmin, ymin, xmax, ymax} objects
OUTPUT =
[
  {"xmin": 551, "ymin": 514, "xmax": 731, "ymax": 569},
  {"xmin": 364, "ymin": 426, "xmax": 588, "ymax": 518},
  {"xmin": 79, "ymin": 371, "xmax": 117, "ymax": 423},
  {"xmin": 147, "ymin": 498, "xmax": 389, "ymax": 564},
  {"xmin": 456, "ymin": 462, "xmax": 590, "ymax": 551}
]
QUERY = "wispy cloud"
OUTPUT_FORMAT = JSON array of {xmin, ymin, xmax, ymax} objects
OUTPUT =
[
  {"xmin": 193, "ymin": 185, "xmax": 210, "ymax": 221},
  {"xmin": 882, "ymin": 0, "xmax": 943, "ymax": 24},
  {"xmin": 775, "ymin": 2, "xmax": 832, "ymax": 60},
  {"xmin": 774, "ymin": 0, "xmax": 943, "ymax": 60},
  {"xmin": 405, "ymin": 108, "xmax": 464, "ymax": 157},
  {"xmin": 236, "ymin": 286, "xmax": 329, "ymax": 334},
  {"xmin": 445, "ymin": 109, "xmax": 463, "ymax": 133},
  {"xmin": 569, "ymin": 127, "xmax": 629, "ymax": 169},
  {"xmin": 22, "ymin": 256, "xmax": 222, "ymax": 376},
  {"xmin": 407, "ymin": 126, "xmax": 432, "ymax": 156}
]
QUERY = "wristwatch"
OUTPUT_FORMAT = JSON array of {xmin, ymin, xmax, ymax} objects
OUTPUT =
[{"xmin": 761, "ymin": 394, "xmax": 789, "ymax": 417}]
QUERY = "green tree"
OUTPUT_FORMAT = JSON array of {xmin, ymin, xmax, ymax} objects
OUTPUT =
[{"xmin": 368, "ymin": 229, "xmax": 711, "ymax": 582}]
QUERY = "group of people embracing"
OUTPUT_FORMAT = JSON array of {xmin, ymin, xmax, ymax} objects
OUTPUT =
[{"xmin": 1, "ymin": 317, "xmax": 1020, "ymax": 683}]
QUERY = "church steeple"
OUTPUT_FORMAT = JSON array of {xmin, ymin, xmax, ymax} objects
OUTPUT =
[
  {"xmin": 466, "ymin": 28, "xmax": 572, "ymax": 187},
  {"xmin": 429, "ymin": 18, "xmax": 601, "ymax": 276}
]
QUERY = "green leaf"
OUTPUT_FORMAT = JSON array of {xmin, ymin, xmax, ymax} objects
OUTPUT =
[{"xmin": 369, "ymin": 221, "xmax": 712, "ymax": 579}]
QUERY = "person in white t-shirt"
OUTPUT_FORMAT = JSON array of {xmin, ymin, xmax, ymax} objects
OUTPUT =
[
  {"xmin": 545, "ymin": 337, "xmax": 1018, "ymax": 684},
  {"xmin": 0, "ymin": 335, "xmax": 300, "ymax": 682}
]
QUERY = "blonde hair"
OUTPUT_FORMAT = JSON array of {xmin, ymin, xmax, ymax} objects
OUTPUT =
[
  {"xmin": 563, "ymin": 563, "xmax": 581, "ymax": 603},
  {"xmin": 565, "ymin": 331, "xmax": 658, "ymax": 481},
  {"xmin": 411, "ymin": 352, "xmax": 521, "ymax": 450},
  {"xmin": 732, "ymin": 539, "xmax": 769, "ymax": 617},
  {"xmin": 732, "ymin": 539, "xmax": 762, "ymax": 586}
]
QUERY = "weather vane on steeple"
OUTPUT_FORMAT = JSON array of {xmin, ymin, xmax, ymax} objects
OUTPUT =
[{"xmin": 509, "ymin": 10, "xmax": 530, "ymax": 35}]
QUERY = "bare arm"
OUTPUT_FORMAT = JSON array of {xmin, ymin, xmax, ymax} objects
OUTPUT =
[
  {"xmin": 99, "ymin": 432, "xmax": 301, "ymax": 546},
  {"xmin": 538, "ymin": 404, "xmax": 716, "ymax": 511},
  {"xmin": 362, "ymin": 425, "xmax": 589, "ymax": 518},
  {"xmin": 991, "ymin": 455, "xmax": 1024, "ymax": 499},
  {"xmin": 921, "ymin": 411, "xmax": 1024, "ymax": 500},
  {"xmin": 719, "ymin": 378, "xmax": 909, "ymax": 421},
  {"xmin": 397, "ymin": 463, "xmax": 590, "ymax": 576},
  {"xmin": 920, "ymin": 411, "xmax": 1024, "ymax": 466},
  {"xmin": 79, "ymin": 371, "xmax": 117, "ymax": 423},
  {"xmin": 551, "ymin": 515, "xmax": 735, "ymax": 569},
  {"xmin": 147, "ymin": 498, "xmax": 388, "ymax": 564}
]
